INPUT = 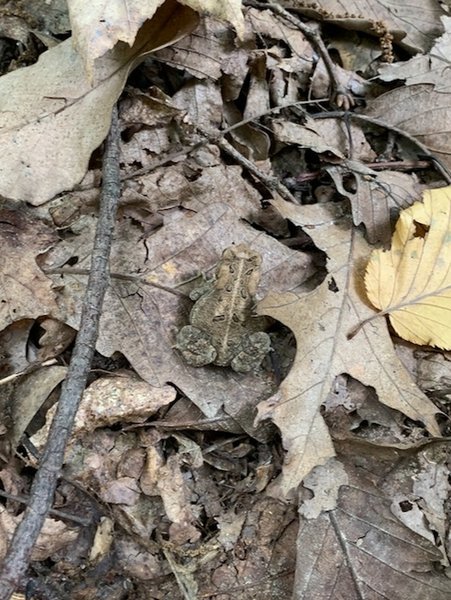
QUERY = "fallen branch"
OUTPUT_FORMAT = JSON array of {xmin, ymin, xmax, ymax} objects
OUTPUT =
[{"xmin": 0, "ymin": 105, "xmax": 121, "ymax": 599}]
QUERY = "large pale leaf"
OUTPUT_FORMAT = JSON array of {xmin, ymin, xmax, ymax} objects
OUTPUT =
[
  {"xmin": 0, "ymin": 1, "xmax": 198, "ymax": 204},
  {"xmin": 256, "ymin": 200, "xmax": 440, "ymax": 496},
  {"xmin": 294, "ymin": 466, "xmax": 450, "ymax": 600},
  {"xmin": 365, "ymin": 186, "xmax": 451, "ymax": 349},
  {"xmin": 43, "ymin": 201, "xmax": 311, "ymax": 437}
]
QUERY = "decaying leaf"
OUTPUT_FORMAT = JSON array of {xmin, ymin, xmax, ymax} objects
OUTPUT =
[
  {"xmin": 31, "ymin": 376, "xmax": 177, "ymax": 449},
  {"xmin": 294, "ymin": 467, "xmax": 450, "ymax": 600},
  {"xmin": 327, "ymin": 168, "xmax": 420, "ymax": 245},
  {"xmin": 365, "ymin": 186, "xmax": 451, "ymax": 350},
  {"xmin": 0, "ymin": 507, "xmax": 78, "ymax": 562},
  {"xmin": 9, "ymin": 365, "xmax": 67, "ymax": 448}
]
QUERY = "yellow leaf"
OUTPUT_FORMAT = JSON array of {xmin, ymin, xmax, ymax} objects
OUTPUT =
[{"xmin": 365, "ymin": 185, "xmax": 451, "ymax": 349}]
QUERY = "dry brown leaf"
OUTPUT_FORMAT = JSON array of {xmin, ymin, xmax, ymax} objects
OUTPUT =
[
  {"xmin": 246, "ymin": 6, "xmax": 312, "ymax": 57},
  {"xmin": 256, "ymin": 200, "xmax": 440, "ymax": 497},
  {"xmin": 272, "ymin": 117, "xmax": 345, "ymax": 159},
  {"xmin": 9, "ymin": 365, "xmax": 67, "ymax": 448},
  {"xmin": 31, "ymin": 376, "xmax": 176, "ymax": 449},
  {"xmin": 68, "ymin": 0, "xmax": 166, "ymax": 74},
  {"xmin": 0, "ymin": 207, "xmax": 58, "ymax": 330},
  {"xmin": 0, "ymin": 2, "xmax": 199, "ymax": 204},
  {"xmin": 119, "ymin": 89, "xmax": 183, "ymax": 171},
  {"xmin": 0, "ymin": 320, "xmax": 34, "ymax": 376},
  {"xmin": 156, "ymin": 16, "xmax": 249, "ymax": 82},
  {"xmin": 142, "ymin": 452, "xmax": 202, "ymax": 544},
  {"xmin": 366, "ymin": 186, "xmax": 451, "ymax": 349},
  {"xmin": 224, "ymin": 102, "xmax": 271, "ymax": 161},
  {"xmin": 244, "ymin": 8, "xmax": 314, "ymax": 106},
  {"xmin": 281, "ymin": 0, "xmax": 444, "ymax": 52},
  {"xmin": 37, "ymin": 318, "xmax": 75, "ymax": 361},
  {"xmin": 326, "ymin": 168, "xmax": 420, "ymax": 244},
  {"xmin": 326, "ymin": 29, "xmax": 381, "ymax": 73},
  {"xmin": 363, "ymin": 83, "xmax": 451, "ymax": 171},
  {"xmin": 0, "ymin": 507, "xmax": 78, "ymax": 562},
  {"xmin": 172, "ymin": 78, "xmax": 223, "ymax": 129},
  {"xmin": 294, "ymin": 468, "xmax": 450, "ymax": 600},
  {"xmin": 89, "ymin": 517, "xmax": 114, "ymax": 563},
  {"xmin": 181, "ymin": 0, "xmax": 245, "ymax": 39},
  {"xmin": 379, "ymin": 16, "xmax": 451, "ymax": 93},
  {"xmin": 310, "ymin": 57, "xmax": 370, "ymax": 101}
]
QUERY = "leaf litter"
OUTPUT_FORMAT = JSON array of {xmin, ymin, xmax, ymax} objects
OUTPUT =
[{"xmin": 1, "ymin": 1, "xmax": 451, "ymax": 598}]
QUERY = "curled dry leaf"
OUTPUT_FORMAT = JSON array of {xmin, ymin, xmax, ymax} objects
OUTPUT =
[
  {"xmin": 31, "ymin": 376, "xmax": 177, "ymax": 450},
  {"xmin": 69, "ymin": 0, "xmax": 245, "ymax": 75},
  {"xmin": 365, "ymin": 186, "xmax": 451, "ymax": 350},
  {"xmin": 9, "ymin": 366, "xmax": 67, "ymax": 448}
]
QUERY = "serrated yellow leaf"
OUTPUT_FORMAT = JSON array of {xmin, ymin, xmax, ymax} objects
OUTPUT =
[{"xmin": 365, "ymin": 185, "xmax": 451, "ymax": 349}]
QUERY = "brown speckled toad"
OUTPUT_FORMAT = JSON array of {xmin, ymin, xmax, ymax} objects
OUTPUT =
[{"xmin": 175, "ymin": 244, "xmax": 271, "ymax": 372}]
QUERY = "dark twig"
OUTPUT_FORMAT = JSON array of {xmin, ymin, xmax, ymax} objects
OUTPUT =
[
  {"xmin": 0, "ymin": 105, "xmax": 121, "ymax": 599},
  {"xmin": 192, "ymin": 123, "xmax": 300, "ymax": 204},
  {"xmin": 243, "ymin": 0, "xmax": 356, "ymax": 109},
  {"xmin": 214, "ymin": 134, "xmax": 300, "ymax": 204}
]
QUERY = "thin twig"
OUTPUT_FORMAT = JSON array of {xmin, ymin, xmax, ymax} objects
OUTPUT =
[
  {"xmin": 45, "ymin": 267, "xmax": 187, "ymax": 297},
  {"xmin": 0, "ymin": 105, "xmax": 121, "ymax": 599}
]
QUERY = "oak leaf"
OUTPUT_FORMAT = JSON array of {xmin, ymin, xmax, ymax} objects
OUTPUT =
[{"xmin": 256, "ymin": 199, "xmax": 440, "ymax": 497}]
